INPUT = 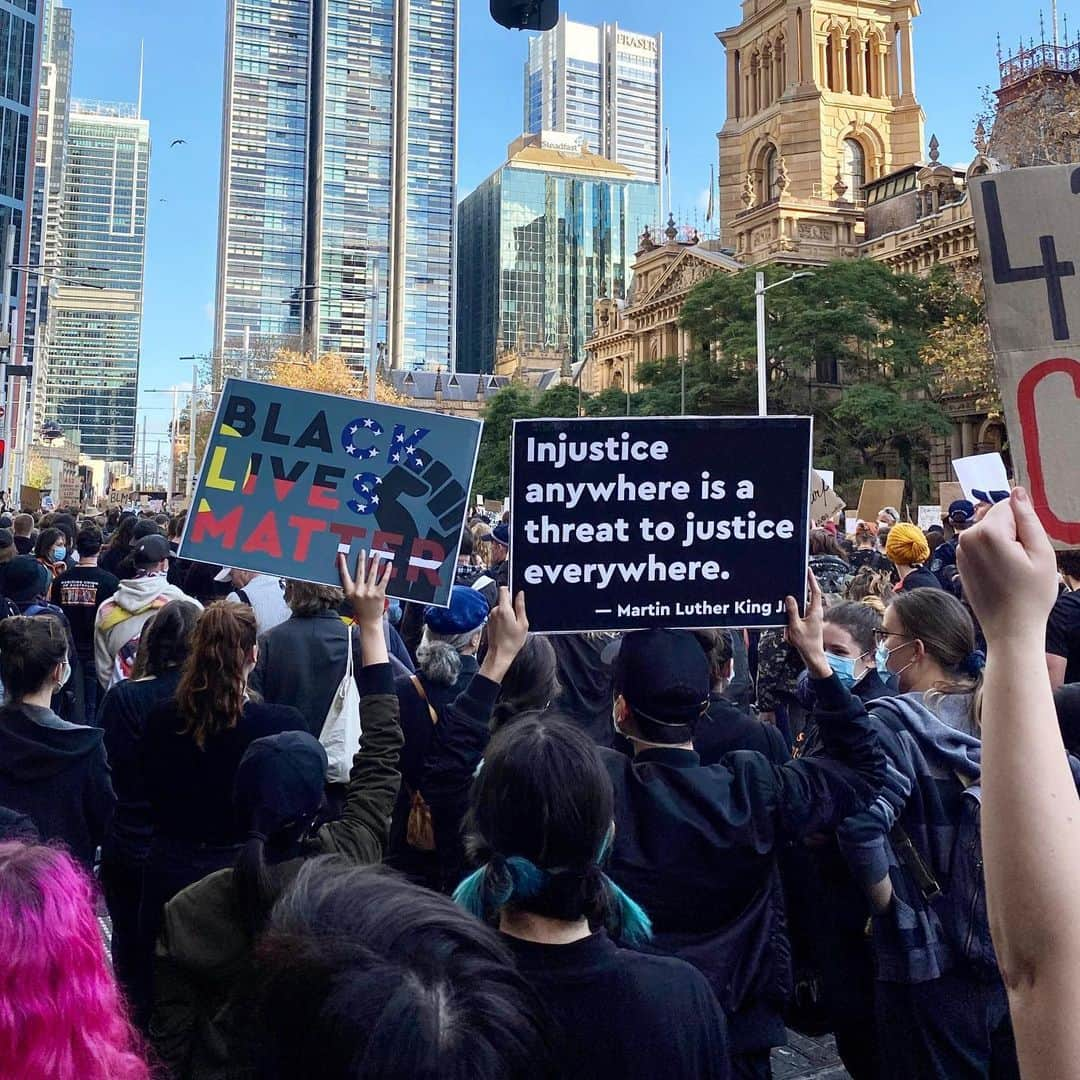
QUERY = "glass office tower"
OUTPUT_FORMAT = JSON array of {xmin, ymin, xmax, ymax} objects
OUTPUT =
[
  {"xmin": 456, "ymin": 133, "xmax": 658, "ymax": 373},
  {"xmin": 214, "ymin": 0, "xmax": 457, "ymax": 384},
  {"xmin": 45, "ymin": 102, "xmax": 150, "ymax": 462},
  {"xmin": 524, "ymin": 16, "xmax": 662, "ymax": 185}
]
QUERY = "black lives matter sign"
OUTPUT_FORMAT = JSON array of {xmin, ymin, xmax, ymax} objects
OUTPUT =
[{"xmin": 510, "ymin": 416, "xmax": 812, "ymax": 632}]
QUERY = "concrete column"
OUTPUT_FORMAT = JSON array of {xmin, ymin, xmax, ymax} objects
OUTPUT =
[{"xmin": 961, "ymin": 420, "xmax": 975, "ymax": 457}]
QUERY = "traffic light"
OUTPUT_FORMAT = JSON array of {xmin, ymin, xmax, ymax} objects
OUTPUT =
[{"xmin": 490, "ymin": 0, "xmax": 558, "ymax": 31}]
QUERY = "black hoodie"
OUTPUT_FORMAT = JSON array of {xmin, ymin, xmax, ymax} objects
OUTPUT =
[{"xmin": 0, "ymin": 703, "xmax": 114, "ymax": 867}]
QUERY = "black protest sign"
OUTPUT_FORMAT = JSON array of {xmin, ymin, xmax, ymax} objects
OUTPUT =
[{"xmin": 510, "ymin": 416, "xmax": 812, "ymax": 632}]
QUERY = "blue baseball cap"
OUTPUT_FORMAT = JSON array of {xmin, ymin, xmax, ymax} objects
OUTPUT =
[
  {"xmin": 424, "ymin": 585, "xmax": 490, "ymax": 635},
  {"xmin": 948, "ymin": 499, "xmax": 976, "ymax": 526}
]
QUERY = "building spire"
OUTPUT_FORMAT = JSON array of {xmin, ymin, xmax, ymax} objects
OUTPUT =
[{"xmin": 137, "ymin": 39, "xmax": 144, "ymax": 118}]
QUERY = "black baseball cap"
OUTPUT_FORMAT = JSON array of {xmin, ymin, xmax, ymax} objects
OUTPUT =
[
  {"xmin": 233, "ymin": 732, "xmax": 328, "ymax": 839},
  {"xmin": 613, "ymin": 630, "xmax": 710, "ymax": 744},
  {"xmin": 1, "ymin": 555, "xmax": 49, "ymax": 601},
  {"xmin": 132, "ymin": 534, "xmax": 171, "ymax": 568}
]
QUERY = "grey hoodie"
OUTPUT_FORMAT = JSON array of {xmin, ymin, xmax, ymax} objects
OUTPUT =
[{"xmin": 93, "ymin": 574, "xmax": 202, "ymax": 689}]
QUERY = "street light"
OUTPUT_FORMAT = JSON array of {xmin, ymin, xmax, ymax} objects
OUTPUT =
[{"xmin": 755, "ymin": 270, "xmax": 814, "ymax": 416}]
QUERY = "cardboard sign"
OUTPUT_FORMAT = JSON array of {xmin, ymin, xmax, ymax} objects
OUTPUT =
[
  {"xmin": 810, "ymin": 470, "xmax": 845, "ymax": 523},
  {"xmin": 952, "ymin": 452, "xmax": 1009, "ymax": 505},
  {"xmin": 816, "ymin": 469, "xmax": 835, "ymax": 491},
  {"xmin": 971, "ymin": 166, "xmax": 1080, "ymax": 547},
  {"xmin": 19, "ymin": 485, "xmax": 40, "ymax": 512},
  {"xmin": 855, "ymin": 479, "xmax": 905, "ymax": 525},
  {"xmin": 939, "ymin": 482, "xmax": 964, "ymax": 509},
  {"xmin": 918, "ymin": 505, "xmax": 943, "ymax": 532},
  {"xmin": 510, "ymin": 416, "xmax": 812, "ymax": 632},
  {"xmin": 178, "ymin": 379, "xmax": 482, "ymax": 605}
]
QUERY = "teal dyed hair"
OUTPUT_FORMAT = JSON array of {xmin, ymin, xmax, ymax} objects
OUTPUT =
[
  {"xmin": 453, "ymin": 856, "xmax": 548, "ymax": 921},
  {"xmin": 601, "ymin": 874, "xmax": 653, "ymax": 946}
]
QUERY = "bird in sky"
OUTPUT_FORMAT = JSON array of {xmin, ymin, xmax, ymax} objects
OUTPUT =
[
  {"xmin": 159, "ymin": 198, "xmax": 167, "ymax": 204},
  {"xmin": 170, "ymin": 138, "xmax": 187, "ymax": 148}
]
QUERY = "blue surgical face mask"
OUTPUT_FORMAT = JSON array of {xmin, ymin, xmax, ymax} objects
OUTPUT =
[
  {"xmin": 52, "ymin": 546, "xmax": 66, "ymax": 563},
  {"xmin": 825, "ymin": 651, "xmax": 857, "ymax": 688},
  {"xmin": 874, "ymin": 641, "xmax": 891, "ymax": 676}
]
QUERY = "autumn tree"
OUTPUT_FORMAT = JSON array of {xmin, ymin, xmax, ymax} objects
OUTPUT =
[{"xmin": 919, "ymin": 264, "xmax": 1000, "ymax": 416}]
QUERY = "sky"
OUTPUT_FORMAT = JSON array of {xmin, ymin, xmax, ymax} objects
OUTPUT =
[{"xmin": 64, "ymin": 0, "xmax": 1059, "ymax": 453}]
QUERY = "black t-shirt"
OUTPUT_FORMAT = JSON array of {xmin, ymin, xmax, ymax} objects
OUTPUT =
[
  {"xmin": 504, "ymin": 930, "xmax": 730, "ymax": 1080},
  {"xmin": 50, "ymin": 565, "xmax": 119, "ymax": 658},
  {"xmin": 899, "ymin": 566, "xmax": 943, "ymax": 592},
  {"xmin": 1047, "ymin": 591, "xmax": 1080, "ymax": 684}
]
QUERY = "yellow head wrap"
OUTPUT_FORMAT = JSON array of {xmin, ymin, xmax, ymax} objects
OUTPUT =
[{"xmin": 885, "ymin": 522, "xmax": 930, "ymax": 567}]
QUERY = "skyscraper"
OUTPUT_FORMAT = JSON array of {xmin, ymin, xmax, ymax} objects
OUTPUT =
[
  {"xmin": 524, "ymin": 15, "xmax": 662, "ymax": 185},
  {"xmin": 0, "ymin": 0, "xmax": 45, "ymax": 491},
  {"xmin": 456, "ymin": 132, "xmax": 658, "ymax": 373},
  {"xmin": 22, "ymin": 0, "xmax": 73, "ymax": 443},
  {"xmin": 44, "ymin": 101, "xmax": 150, "ymax": 462},
  {"xmin": 213, "ymin": 0, "xmax": 457, "ymax": 385}
]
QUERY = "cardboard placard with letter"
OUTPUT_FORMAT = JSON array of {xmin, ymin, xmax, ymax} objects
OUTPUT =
[
  {"xmin": 971, "ymin": 166, "xmax": 1080, "ymax": 548},
  {"xmin": 178, "ymin": 379, "xmax": 482, "ymax": 606},
  {"xmin": 810, "ymin": 470, "xmax": 845, "ymax": 522},
  {"xmin": 510, "ymin": 416, "xmax": 812, "ymax": 633}
]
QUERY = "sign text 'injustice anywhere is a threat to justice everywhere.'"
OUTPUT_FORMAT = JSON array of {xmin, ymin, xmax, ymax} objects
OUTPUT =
[{"xmin": 510, "ymin": 416, "xmax": 813, "ymax": 632}]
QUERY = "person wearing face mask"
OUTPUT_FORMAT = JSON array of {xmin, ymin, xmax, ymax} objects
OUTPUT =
[
  {"xmin": 33, "ymin": 526, "xmax": 68, "ymax": 580},
  {"xmin": 0, "ymin": 615, "xmax": 114, "ymax": 869},
  {"xmin": 93, "ymin": 534, "xmax": 202, "ymax": 690},
  {"xmin": 808, "ymin": 587, "xmax": 1031, "ymax": 1078}
]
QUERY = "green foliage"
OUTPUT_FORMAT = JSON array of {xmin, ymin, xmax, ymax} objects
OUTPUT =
[
  {"xmin": 472, "ymin": 381, "xmax": 590, "ymax": 498},
  {"xmin": 472, "ymin": 384, "xmax": 535, "ymax": 499}
]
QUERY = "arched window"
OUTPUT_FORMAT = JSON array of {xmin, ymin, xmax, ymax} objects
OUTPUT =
[
  {"xmin": 842, "ymin": 138, "xmax": 866, "ymax": 200},
  {"xmin": 612, "ymin": 370, "xmax": 623, "ymax": 391},
  {"xmin": 761, "ymin": 146, "xmax": 779, "ymax": 202},
  {"xmin": 864, "ymin": 36, "xmax": 880, "ymax": 97}
]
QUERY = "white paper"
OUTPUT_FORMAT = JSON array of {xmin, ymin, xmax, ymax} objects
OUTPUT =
[{"xmin": 952, "ymin": 452, "xmax": 1009, "ymax": 505}]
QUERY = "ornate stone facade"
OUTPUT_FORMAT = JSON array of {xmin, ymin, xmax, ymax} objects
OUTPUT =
[
  {"xmin": 716, "ymin": 0, "xmax": 925, "ymax": 266},
  {"xmin": 583, "ymin": 222, "xmax": 741, "ymax": 393}
]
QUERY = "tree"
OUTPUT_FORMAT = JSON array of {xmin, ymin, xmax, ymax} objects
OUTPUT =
[
  {"xmin": 473, "ymin": 384, "xmax": 535, "ymax": 499},
  {"xmin": 979, "ymin": 77, "xmax": 1080, "ymax": 169},
  {"xmin": 677, "ymin": 260, "xmax": 953, "ymax": 497},
  {"xmin": 267, "ymin": 349, "xmax": 407, "ymax": 405},
  {"xmin": 920, "ymin": 265, "xmax": 1000, "ymax": 417}
]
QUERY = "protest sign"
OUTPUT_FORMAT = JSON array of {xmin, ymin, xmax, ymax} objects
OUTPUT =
[
  {"xmin": 918, "ymin": 505, "xmax": 943, "ymax": 532},
  {"xmin": 178, "ymin": 378, "xmax": 482, "ymax": 606},
  {"xmin": 810, "ymin": 470, "xmax": 845, "ymax": 522},
  {"xmin": 971, "ymin": 166, "xmax": 1080, "ymax": 547},
  {"xmin": 855, "ymin": 479, "xmax": 904, "ymax": 525},
  {"xmin": 510, "ymin": 416, "xmax": 812, "ymax": 633},
  {"xmin": 952, "ymin": 452, "xmax": 1009, "ymax": 506},
  {"xmin": 19, "ymin": 485, "xmax": 40, "ymax": 512},
  {"xmin": 939, "ymin": 481, "xmax": 964, "ymax": 508},
  {"xmin": 816, "ymin": 469, "xmax": 835, "ymax": 491}
]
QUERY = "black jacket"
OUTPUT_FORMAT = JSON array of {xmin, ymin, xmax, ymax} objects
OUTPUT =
[
  {"xmin": 597, "ymin": 678, "xmax": 884, "ymax": 1056},
  {"xmin": 550, "ymin": 634, "xmax": 616, "ymax": 747},
  {"xmin": 695, "ymin": 695, "xmax": 790, "ymax": 765},
  {"xmin": 251, "ymin": 612, "xmax": 411, "ymax": 737},
  {"xmin": 100, "ymin": 669, "xmax": 183, "ymax": 867},
  {"xmin": 0, "ymin": 703, "xmax": 114, "ymax": 867}
]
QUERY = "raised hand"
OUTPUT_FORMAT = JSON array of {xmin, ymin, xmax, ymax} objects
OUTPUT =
[
  {"xmin": 784, "ymin": 571, "xmax": 831, "ymax": 678},
  {"xmin": 480, "ymin": 588, "xmax": 529, "ymax": 684},
  {"xmin": 957, "ymin": 486, "xmax": 1059, "ymax": 645},
  {"xmin": 338, "ymin": 549, "xmax": 393, "ymax": 632}
]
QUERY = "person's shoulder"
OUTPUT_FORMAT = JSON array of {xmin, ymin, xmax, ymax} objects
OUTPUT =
[
  {"xmin": 247, "ymin": 700, "xmax": 307, "ymax": 732},
  {"xmin": 605, "ymin": 944, "xmax": 719, "ymax": 1007}
]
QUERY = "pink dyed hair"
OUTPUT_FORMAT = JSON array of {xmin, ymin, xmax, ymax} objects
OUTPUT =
[{"xmin": 0, "ymin": 843, "xmax": 149, "ymax": 1080}]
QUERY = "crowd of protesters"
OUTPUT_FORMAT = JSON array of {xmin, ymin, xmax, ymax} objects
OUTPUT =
[{"xmin": 0, "ymin": 491, "xmax": 1076, "ymax": 1080}]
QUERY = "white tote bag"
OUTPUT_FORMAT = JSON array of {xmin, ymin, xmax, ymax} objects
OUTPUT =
[{"xmin": 319, "ymin": 624, "xmax": 363, "ymax": 784}]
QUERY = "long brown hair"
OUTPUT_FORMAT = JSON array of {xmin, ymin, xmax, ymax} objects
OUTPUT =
[{"xmin": 175, "ymin": 602, "xmax": 257, "ymax": 748}]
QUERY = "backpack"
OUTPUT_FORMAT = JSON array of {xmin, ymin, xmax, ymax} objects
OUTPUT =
[{"xmin": 406, "ymin": 675, "xmax": 438, "ymax": 852}]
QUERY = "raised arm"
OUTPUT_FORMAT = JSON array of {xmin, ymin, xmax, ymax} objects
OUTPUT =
[
  {"xmin": 316, "ymin": 552, "xmax": 403, "ymax": 863},
  {"xmin": 958, "ymin": 488, "xmax": 1080, "ymax": 1080},
  {"xmin": 422, "ymin": 587, "xmax": 528, "ymax": 891}
]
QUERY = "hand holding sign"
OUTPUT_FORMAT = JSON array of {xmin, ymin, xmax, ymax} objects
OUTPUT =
[
  {"xmin": 784, "ymin": 572, "xmax": 830, "ymax": 679},
  {"xmin": 481, "ymin": 588, "xmax": 530, "ymax": 683}
]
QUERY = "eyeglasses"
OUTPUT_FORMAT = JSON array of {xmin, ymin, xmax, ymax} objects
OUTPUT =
[{"xmin": 872, "ymin": 628, "xmax": 907, "ymax": 642}]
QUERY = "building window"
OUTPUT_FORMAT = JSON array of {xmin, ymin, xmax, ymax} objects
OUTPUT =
[
  {"xmin": 760, "ymin": 146, "xmax": 779, "ymax": 202},
  {"xmin": 842, "ymin": 138, "xmax": 866, "ymax": 199}
]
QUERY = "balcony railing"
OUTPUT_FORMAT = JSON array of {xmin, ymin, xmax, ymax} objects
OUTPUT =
[{"xmin": 1000, "ymin": 40, "xmax": 1080, "ymax": 88}]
